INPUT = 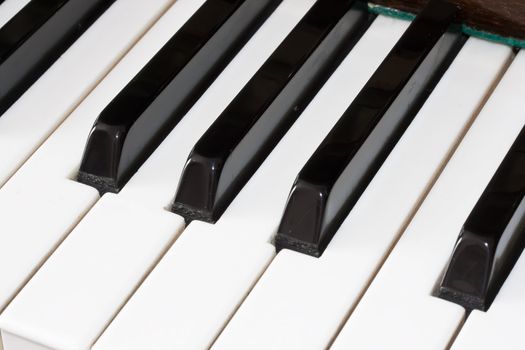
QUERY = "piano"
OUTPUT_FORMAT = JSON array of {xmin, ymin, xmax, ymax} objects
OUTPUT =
[{"xmin": 0, "ymin": 0, "xmax": 523, "ymax": 349}]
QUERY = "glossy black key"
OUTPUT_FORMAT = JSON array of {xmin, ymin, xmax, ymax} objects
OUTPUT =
[
  {"xmin": 275, "ymin": 0, "xmax": 467, "ymax": 257},
  {"xmin": 438, "ymin": 127, "xmax": 525, "ymax": 311},
  {"xmin": 172, "ymin": 0, "xmax": 372, "ymax": 223},
  {"xmin": 77, "ymin": 0, "xmax": 280, "ymax": 194},
  {"xmin": 0, "ymin": 0, "xmax": 115, "ymax": 116}
]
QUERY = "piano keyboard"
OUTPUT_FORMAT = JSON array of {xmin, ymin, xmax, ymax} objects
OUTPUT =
[{"xmin": 0, "ymin": 0, "xmax": 523, "ymax": 349}]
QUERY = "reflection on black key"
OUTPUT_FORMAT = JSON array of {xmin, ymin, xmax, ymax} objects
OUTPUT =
[
  {"xmin": 0, "ymin": 0, "xmax": 115, "ymax": 116},
  {"xmin": 275, "ymin": 0, "xmax": 467, "ymax": 257},
  {"xmin": 172, "ymin": 0, "xmax": 372, "ymax": 223},
  {"xmin": 438, "ymin": 127, "xmax": 525, "ymax": 311},
  {"xmin": 77, "ymin": 0, "xmax": 280, "ymax": 194}
]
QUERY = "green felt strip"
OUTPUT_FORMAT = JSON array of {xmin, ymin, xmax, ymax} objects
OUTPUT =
[
  {"xmin": 368, "ymin": 2, "xmax": 525, "ymax": 48},
  {"xmin": 368, "ymin": 3, "xmax": 416, "ymax": 21}
]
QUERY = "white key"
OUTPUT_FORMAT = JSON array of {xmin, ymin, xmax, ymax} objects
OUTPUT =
[
  {"xmin": 117, "ymin": 0, "xmax": 314, "ymax": 209},
  {"xmin": 211, "ymin": 38, "xmax": 513, "ymax": 350},
  {"xmin": 0, "ymin": 0, "xmax": 177, "ymax": 188},
  {"xmin": 0, "ymin": 194, "xmax": 183, "ymax": 350},
  {"xmin": 5, "ymin": 0, "xmax": 208, "ymax": 187},
  {"xmin": 0, "ymin": 0, "xmax": 203, "ymax": 324},
  {"xmin": 0, "ymin": 180, "xmax": 98, "ymax": 314},
  {"xmin": 91, "ymin": 15, "xmax": 408, "ymax": 350},
  {"xmin": 0, "ymin": 0, "xmax": 31, "ymax": 28},
  {"xmin": 451, "ymin": 250, "xmax": 525, "ymax": 350},
  {"xmin": 0, "ymin": 1, "xmax": 326, "ymax": 349},
  {"xmin": 330, "ymin": 50, "xmax": 525, "ymax": 350},
  {"xmin": 0, "ymin": 0, "xmax": 313, "ymax": 315}
]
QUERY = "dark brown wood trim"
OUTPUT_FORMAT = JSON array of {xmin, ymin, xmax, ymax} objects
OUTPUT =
[{"xmin": 371, "ymin": 0, "xmax": 525, "ymax": 40}]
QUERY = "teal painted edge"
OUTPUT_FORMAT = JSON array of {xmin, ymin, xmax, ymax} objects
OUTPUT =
[
  {"xmin": 461, "ymin": 25, "xmax": 525, "ymax": 48},
  {"xmin": 368, "ymin": 3, "xmax": 416, "ymax": 21},
  {"xmin": 367, "ymin": 3, "xmax": 525, "ymax": 48}
]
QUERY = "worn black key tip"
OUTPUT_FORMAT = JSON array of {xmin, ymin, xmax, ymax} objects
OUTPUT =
[
  {"xmin": 438, "ymin": 126, "xmax": 525, "ymax": 311},
  {"xmin": 274, "ymin": 179, "xmax": 328, "ymax": 257},
  {"xmin": 437, "ymin": 229, "xmax": 494, "ymax": 311},
  {"xmin": 77, "ymin": 172, "xmax": 115, "ymax": 195},
  {"xmin": 275, "ymin": 0, "xmax": 465, "ymax": 258},
  {"xmin": 171, "ymin": 203, "xmax": 214, "ymax": 224},
  {"xmin": 77, "ymin": 123, "xmax": 126, "ymax": 193},
  {"xmin": 274, "ymin": 235, "xmax": 323, "ymax": 258},
  {"xmin": 172, "ymin": 0, "xmax": 372, "ymax": 224},
  {"xmin": 171, "ymin": 154, "xmax": 224, "ymax": 223},
  {"xmin": 77, "ymin": 0, "xmax": 280, "ymax": 194}
]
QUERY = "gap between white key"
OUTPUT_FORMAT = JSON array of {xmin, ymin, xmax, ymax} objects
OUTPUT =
[
  {"xmin": 91, "ymin": 15, "xmax": 410, "ymax": 350},
  {"xmin": 330, "ymin": 49, "xmax": 525, "ymax": 350},
  {"xmin": 210, "ymin": 38, "xmax": 514, "ymax": 350},
  {"xmin": 0, "ymin": 0, "xmax": 177, "ymax": 188}
]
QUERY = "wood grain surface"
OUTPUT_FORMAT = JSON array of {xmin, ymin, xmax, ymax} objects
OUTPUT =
[{"xmin": 371, "ymin": 0, "xmax": 525, "ymax": 40}]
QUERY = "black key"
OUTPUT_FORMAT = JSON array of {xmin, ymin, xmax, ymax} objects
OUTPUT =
[
  {"xmin": 172, "ymin": 0, "xmax": 373, "ymax": 223},
  {"xmin": 77, "ymin": 0, "xmax": 281, "ymax": 194},
  {"xmin": 275, "ymin": 0, "xmax": 467, "ymax": 257},
  {"xmin": 438, "ymin": 127, "xmax": 525, "ymax": 311},
  {"xmin": 0, "ymin": 0, "xmax": 115, "ymax": 116}
]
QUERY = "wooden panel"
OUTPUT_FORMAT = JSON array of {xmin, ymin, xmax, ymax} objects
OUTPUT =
[{"xmin": 371, "ymin": 0, "xmax": 525, "ymax": 40}]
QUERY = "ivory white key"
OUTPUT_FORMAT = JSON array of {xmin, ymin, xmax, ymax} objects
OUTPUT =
[
  {"xmin": 0, "ymin": 0, "xmax": 307, "ymax": 322},
  {"xmin": 0, "ymin": 0, "xmax": 205, "ymax": 325},
  {"xmin": 0, "ymin": 0, "xmax": 30, "ymax": 28},
  {"xmin": 2, "ymin": 0, "xmax": 208, "ymax": 188},
  {"xmin": 0, "ymin": 1, "xmax": 324, "ymax": 349},
  {"xmin": 116, "ymin": 0, "xmax": 318, "ymax": 210},
  {"xmin": 91, "ymin": 15, "xmax": 409, "ymax": 350},
  {"xmin": 0, "ymin": 194, "xmax": 183, "ymax": 350},
  {"xmin": 0, "ymin": 0, "xmax": 177, "ymax": 188},
  {"xmin": 211, "ymin": 38, "xmax": 512, "ymax": 350},
  {"xmin": 451, "ymin": 250, "xmax": 525, "ymax": 350},
  {"xmin": 0, "ymin": 180, "xmax": 98, "ymax": 313},
  {"xmin": 330, "ymin": 50, "xmax": 525, "ymax": 350}
]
